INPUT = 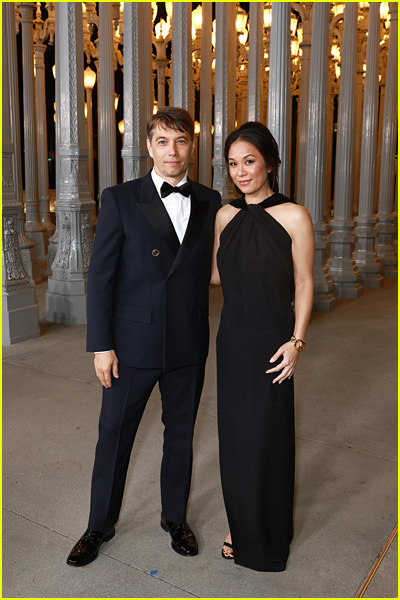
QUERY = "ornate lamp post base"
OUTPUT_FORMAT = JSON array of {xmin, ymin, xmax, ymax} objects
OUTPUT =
[
  {"xmin": 313, "ymin": 223, "xmax": 336, "ymax": 311},
  {"xmin": 327, "ymin": 219, "xmax": 363, "ymax": 299},
  {"xmin": 353, "ymin": 216, "xmax": 384, "ymax": 287},
  {"xmin": 46, "ymin": 278, "xmax": 88, "ymax": 325},
  {"xmin": 375, "ymin": 214, "xmax": 398, "ymax": 278}
]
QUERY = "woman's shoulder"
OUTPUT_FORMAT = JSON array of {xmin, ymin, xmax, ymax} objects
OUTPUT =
[
  {"xmin": 215, "ymin": 200, "xmax": 241, "ymax": 232},
  {"xmin": 217, "ymin": 201, "xmax": 240, "ymax": 219},
  {"xmin": 279, "ymin": 199, "xmax": 312, "ymax": 222}
]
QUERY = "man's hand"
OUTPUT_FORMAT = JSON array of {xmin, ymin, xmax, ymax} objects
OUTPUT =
[{"xmin": 94, "ymin": 350, "xmax": 119, "ymax": 388}]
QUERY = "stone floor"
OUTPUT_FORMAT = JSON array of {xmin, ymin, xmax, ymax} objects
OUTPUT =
[{"xmin": 2, "ymin": 280, "xmax": 398, "ymax": 598}]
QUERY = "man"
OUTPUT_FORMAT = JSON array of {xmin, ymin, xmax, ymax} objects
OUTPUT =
[{"xmin": 67, "ymin": 107, "xmax": 221, "ymax": 566}]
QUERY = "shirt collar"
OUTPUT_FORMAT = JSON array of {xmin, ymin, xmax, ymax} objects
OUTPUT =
[{"xmin": 151, "ymin": 168, "xmax": 188, "ymax": 198}]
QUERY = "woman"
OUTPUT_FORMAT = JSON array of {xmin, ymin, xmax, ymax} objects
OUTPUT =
[{"xmin": 211, "ymin": 122, "xmax": 314, "ymax": 571}]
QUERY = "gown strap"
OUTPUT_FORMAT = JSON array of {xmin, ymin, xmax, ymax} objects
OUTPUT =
[
  {"xmin": 230, "ymin": 194, "xmax": 296, "ymax": 211},
  {"xmin": 258, "ymin": 193, "xmax": 296, "ymax": 209}
]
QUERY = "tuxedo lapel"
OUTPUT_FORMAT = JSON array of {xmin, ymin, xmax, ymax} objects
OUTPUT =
[
  {"xmin": 167, "ymin": 183, "xmax": 209, "ymax": 278},
  {"xmin": 137, "ymin": 172, "xmax": 180, "ymax": 255}
]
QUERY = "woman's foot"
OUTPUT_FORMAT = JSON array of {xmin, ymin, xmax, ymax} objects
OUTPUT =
[{"xmin": 221, "ymin": 532, "xmax": 234, "ymax": 559}]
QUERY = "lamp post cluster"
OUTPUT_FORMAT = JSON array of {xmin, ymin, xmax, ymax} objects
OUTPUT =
[{"xmin": 3, "ymin": 2, "xmax": 397, "ymax": 341}]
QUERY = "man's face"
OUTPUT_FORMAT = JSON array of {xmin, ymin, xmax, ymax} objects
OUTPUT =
[{"xmin": 147, "ymin": 124, "xmax": 195, "ymax": 185}]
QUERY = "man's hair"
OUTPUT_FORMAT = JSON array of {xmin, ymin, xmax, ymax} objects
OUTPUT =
[{"xmin": 147, "ymin": 107, "xmax": 195, "ymax": 141}]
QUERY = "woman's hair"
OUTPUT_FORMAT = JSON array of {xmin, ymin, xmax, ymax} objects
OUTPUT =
[
  {"xmin": 147, "ymin": 107, "xmax": 195, "ymax": 141},
  {"xmin": 224, "ymin": 122, "xmax": 281, "ymax": 193}
]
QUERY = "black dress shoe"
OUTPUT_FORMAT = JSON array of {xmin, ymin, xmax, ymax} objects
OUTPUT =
[
  {"xmin": 160, "ymin": 513, "xmax": 198, "ymax": 557},
  {"xmin": 66, "ymin": 527, "xmax": 115, "ymax": 567}
]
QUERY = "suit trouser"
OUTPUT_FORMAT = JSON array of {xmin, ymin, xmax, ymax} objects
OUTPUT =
[{"xmin": 88, "ymin": 362, "xmax": 205, "ymax": 531}]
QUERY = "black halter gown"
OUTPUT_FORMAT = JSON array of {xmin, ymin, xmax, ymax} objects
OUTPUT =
[{"xmin": 217, "ymin": 193, "xmax": 296, "ymax": 572}]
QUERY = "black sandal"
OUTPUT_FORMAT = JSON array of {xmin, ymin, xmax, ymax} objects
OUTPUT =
[{"xmin": 221, "ymin": 541, "xmax": 234, "ymax": 560}]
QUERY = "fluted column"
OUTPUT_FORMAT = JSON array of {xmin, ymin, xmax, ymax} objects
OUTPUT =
[
  {"xmin": 268, "ymin": 3, "xmax": 290, "ymax": 195},
  {"xmin": 374, "ymin": 57, "xmax": 386, "ymax": 210},
  {"xmin": 352, "ymin": 21, "xmax": 367, "ymax": 215},
  {"xmin": 353, "ymin": 3, "xmax": 383, "ymax": 287},
  {"xmin": 46, "ymin": 3, "xmax": 95, "ymax": 325},
  {"xmin": 18, "ymin": 2, "xmax": 48, "ymax": 282},
  {"xmin": 171, "ymin": 3, "xmax": 193, "ymax": 115},
  {"xmin": 98, "ymin": 2, "xmax": 117, "ymax": 197},
  {"xmin": 46, "ymin": 7, "xmax": 61, "ymax": 274},
  {"xmin": 294, "ymin": 3, "xmax": 313, "ymax": 206},
  {"xmin": 212, "ymin": 2, "xmax": 236, "ymax": 202},
  {"xmin": 376, "ymin": 2, "xmax": 398, "ymax": 278},
  {"xmin": 324, "ymin": 90, "xmax": 335, "ymax": 219},
  {"xmin": 327, "ymin": 3, "xmax": 362, "ymax": 298},
  {"xmin": 247, "ymin": 2, "xmax": 263, "ymax": 122},
  {"xmin": 34, "ymin": 42, "xmax": 55, "ymax": 236},
  {"xmin": 2, "ymin": 3, "xmax": 39, "ymax": 344},
  {"xmin": 304, "ymin": 3, "xmax": 335, "ymax": 312},
  {"xmin": 7, "ymin": 4, "xmax": 35, "ymax": 284},
  {"xmin": 198, "ymin": 2, "xmax": 212, "ymax": 187},
  {"xmin": 121, "ymin": 2, "xmax": 152, "ymax": 182}
]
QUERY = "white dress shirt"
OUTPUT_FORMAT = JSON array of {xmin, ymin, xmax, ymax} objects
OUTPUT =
[
  {"xmin": 95, "ymin": 169, "xmax": 191, "ymax": 354},
  {"xmin": 151, "ymin": 168, "xmax": 191, "ymax": 244}
]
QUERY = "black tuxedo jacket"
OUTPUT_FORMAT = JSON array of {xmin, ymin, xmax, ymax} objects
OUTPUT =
[{"xmin": 87, "ymin": 171, "xmax": 221, "ymax": 370}]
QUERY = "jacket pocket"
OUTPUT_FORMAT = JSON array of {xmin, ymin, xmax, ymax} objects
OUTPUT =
[{"xmin": 114, "ymin": 304, "xmax": 152, "ymax": 324}]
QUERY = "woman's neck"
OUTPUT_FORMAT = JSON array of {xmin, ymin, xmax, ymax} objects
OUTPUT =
[{"xmin": 245, "ymin": 186, "xmax": 275, "ymax": 205}]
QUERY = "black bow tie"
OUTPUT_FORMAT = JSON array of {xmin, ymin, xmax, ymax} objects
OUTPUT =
[{"xmin": 160, "ymin": 181, "xmax": 192, "ymax": 198}]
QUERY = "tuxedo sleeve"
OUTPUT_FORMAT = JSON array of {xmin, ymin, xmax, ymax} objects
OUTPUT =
[{"xmin": 86, "ymin": 187, "xmax": 123, "ymax": 352}]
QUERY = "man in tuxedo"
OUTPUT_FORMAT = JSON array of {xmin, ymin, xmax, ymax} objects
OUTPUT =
[{"xmin": 67, "ymin": 107, "xmax": 221, "ymax": 566}]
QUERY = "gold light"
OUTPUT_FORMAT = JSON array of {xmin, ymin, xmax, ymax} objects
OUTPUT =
[
  {"xmin": 114, "ymin": 93, "xmax": 119, "ymax": 112},
  {"xmin": 335, "ymin": 64, "xmax": 341, "ymax": 79},
  {"xmin": 84, "ymin": 66, "xmax": 96, "ymax": 91},
  {"xmin": 291, "ymin": 39, "xmax": 299, "ymax": 57},
  {"xmin": 165, "ymin": 2, "xmax": 173, "ymax": 21},
  {"xmin": 331, "ymin": 4, "xmax": 345, "ymax": 17},
  {"xmin": 192, "ymin": 5, "xmax": 202, "ymax": 31},
  {"xmin": 118, "ymin": 119, "xmax": 124, "ymax": 135},
  {"xmin": 239, "ymin": 30, "xmax": 248, "ymax": 45},
  {"xmin": 194, "ymin": 121, "xmax": 200, "ymax": 135},
  {"xmin": 263, "ymin": 5, "xmax": 272, "ymax": 28},
  {"xmin": 235, "ymin": 7, "xmax": 248, "ymax": 34},
  {"xmin": 155, "ymin": 18, "xmax": 170, "ymax": 40},
  {"xmin": 331, "ymin": 42, "xmax": 340, "ymax": 61},
  {"xmin": 52, "ymin": 64, "xmax": 56, "ymax": 79},
  {"xmin": 297, "ymin": 24, "xmax": 303, "ymax": 44},
  {"xmin": 380, "ymin": 2, "xmax": 389, "ymax": 20},
  {"xmin": 84, "ymin": 102, "xmax": 88, "ymax": 119},
  {"xmin": 290, "ymin": 13, "xmax": 298, "ymax": 35}
]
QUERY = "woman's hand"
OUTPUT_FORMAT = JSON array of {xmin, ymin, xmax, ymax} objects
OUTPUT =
[{"xmin": 266, "ymin": 342, "xmax": 300, "ymax": 384}]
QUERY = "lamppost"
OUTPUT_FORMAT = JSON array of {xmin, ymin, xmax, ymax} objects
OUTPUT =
[
  {"xmin": 235, "ymin": 6, "xmax": 249, "ymax": 126},
  {"xmin": 84, "ymin": 66, "xmax": 96, "ymax": 211},
  {"xmin": 153, "ymin": 11, "xmax": 172, "ymax": 108},
  {"xmin": 192, "ymin": 4, "xmax": 202, "ymax": 93},
  {"xmin": 33, "ymin": 1, "xmax": 55, "ymax": 235}
]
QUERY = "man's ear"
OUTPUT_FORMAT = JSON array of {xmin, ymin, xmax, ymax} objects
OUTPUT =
[
  {"xmin": 146, "ymin": 138, "xmax": 153, "ymax": 157},
  {"xmin": 191, "ymin": 139, "xmax": 196, "ymax": 156}
]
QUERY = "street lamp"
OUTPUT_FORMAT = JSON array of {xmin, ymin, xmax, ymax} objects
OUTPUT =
[
  {"xmin": 153, "ymin": 15, "xmax": 171, "ymax": 108},
  {"xmin": 84, "ymin": 66, "xmax": 96, "ymax": 205}
]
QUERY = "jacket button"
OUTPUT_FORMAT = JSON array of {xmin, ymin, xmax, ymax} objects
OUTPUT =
[{"xmin": 152, "ymin": 249, "xmax": 160, "ymax": 257}]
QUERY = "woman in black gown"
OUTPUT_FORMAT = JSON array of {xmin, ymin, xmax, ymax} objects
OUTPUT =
[{"xmin": 211, "ymin": 122, "xmax": 314, "ymax": 572}]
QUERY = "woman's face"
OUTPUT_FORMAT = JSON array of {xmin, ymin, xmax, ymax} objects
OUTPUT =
[{"xmin": 227, "ymin": 140, "xmax": 272, "ymax": 199}]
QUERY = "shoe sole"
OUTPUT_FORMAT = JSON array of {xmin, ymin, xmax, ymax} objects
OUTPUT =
[
  {"xmin": 160, "ymin": 519, "xmax": 198, "ymax": 557},
  {"xmin": 66, "ymin": 529, "xmax": 115, "ymax": 567}
]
